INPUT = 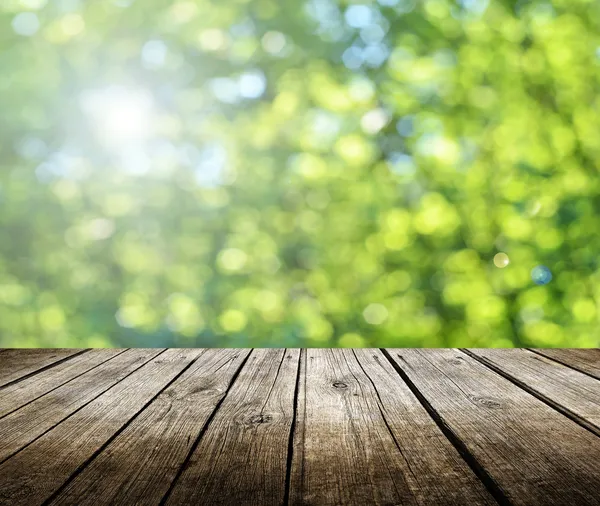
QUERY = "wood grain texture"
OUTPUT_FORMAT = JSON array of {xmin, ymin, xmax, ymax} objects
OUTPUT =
[
  {"xmin": 0, "ymin": 349, "xmax": 85, "ymax": 388},
  {"xmin": 0, "ymin": 348, "xmax": 599, "ymax": 506},
  {"xmin": 385, "ymin": 348, "xmax": 600, "ymax": 506},
  {"xmin": 0, "ymin": 348, "xmax": 161, "ymax": 464},
  {"xmin": 290, "ymin": 349, "xmax": 491, "ymax": 505},
  {"xmin": 0, "ymin": 349, "xmax": 125, "ymax": 418},
  {"xmin": 466, "ymin": 348, "xmax": 600, "ymax": 435},
  {"xmin": 49, "ymin": 349, "xmax": 251, "ymax": 506},
  {"xmin": 0, "ymin": 348, "xmax": 203, "ymax": 506},
  {"xmin": 165, "ymin": 348, "xmax": 299, "ymax": 506},
  {"xmin": 351, "ymin": 349, "xmax": 495, "ymax": 504},
  {"xmin": 531, "ymin": 349, "xmax": 600, "ymax": 380}
]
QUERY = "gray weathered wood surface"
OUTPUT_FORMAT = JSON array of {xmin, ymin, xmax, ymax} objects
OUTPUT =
[
  {"xmin": 0, "ymin": 348, "xmax": 598, "ymax": 505},
  {"xmin": 531, "ymin": 348, "xmax": 600, "ymax": 379}
]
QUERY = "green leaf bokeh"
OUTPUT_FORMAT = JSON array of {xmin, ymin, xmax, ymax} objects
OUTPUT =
[{"xmin": 1, "ymin": 0, "xmax": 600, "ymax": 347}]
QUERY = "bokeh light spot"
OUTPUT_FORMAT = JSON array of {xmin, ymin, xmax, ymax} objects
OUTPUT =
[
  {"xmin": 493, "ymin": 253, "xmax": 510, "ymax": 268},
  {"xmin": 219, "ymin": 309, "xmax": 248, "ymax": 332},
  {"xmin": 345, "ymin": 5, "xmax": 372, "ymax": 28},
  {"xmin": 338, "ymin": 333, "xmax": 366, "ymax": 347},
  {"xmin": 238, "ymin": 70, "xmax": 267, "ymax": 99},
  {"xmin": 217, "ymin": 248, "xmax": 248, "ymax": 272},
  {"xmin": 531, "ymin": 265, "xmax": 552, "ymax": 285},
  {"xmin": 262, "ymin": 31, "xmax": 286, "ymax": 54},
  {"xmin": 141, "ymin": 40, "xmax": 168, "ymax": 68},
  {"xmin": 12, "ymin": 12, "xmax": 40, "ymax": 36},
  {"xmin": 361, "ymin": 108, "xmax": 389, "ymax": 134},
  {"xmin": 19, "ymin": 0, "xmax": 47, "ymax": 8},
  {"xmin": 60, "ymin": 13, "xmax": 85, "ymax": 37},
  {"xmin": 363, "ymin": 303, "xmax": 389, "ymax": 325}
]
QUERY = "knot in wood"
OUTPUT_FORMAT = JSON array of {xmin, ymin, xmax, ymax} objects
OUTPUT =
[
  {"xmin": 333, "ymin": 382, "xmax": 348, "ymax": 389},
  {"xmin": 471, "ymin": 395, "xmax": 502, "ymax": 409},
  {"xmin": 248, "ymin": 414, "xmax": 272, "ymax": 424}
]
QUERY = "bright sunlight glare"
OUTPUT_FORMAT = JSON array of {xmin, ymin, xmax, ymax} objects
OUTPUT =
[{"xmin": 79, "ymin": 86, "xmax": 155, "ymax": 148}]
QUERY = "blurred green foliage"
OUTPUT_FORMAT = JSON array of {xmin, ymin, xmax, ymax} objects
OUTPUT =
[{"xmin": 1, "ymin": 0, "xmax": 600, "ymax": 348}]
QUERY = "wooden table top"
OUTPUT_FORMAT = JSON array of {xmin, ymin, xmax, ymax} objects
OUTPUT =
[{"xmin": 0, "ymin": 348, "xmax": 598, "ymax": 505}]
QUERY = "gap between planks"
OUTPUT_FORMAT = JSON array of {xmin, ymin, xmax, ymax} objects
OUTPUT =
[
  {"xmin": 0, "ymin": 349, "xmax": 90, "ymax": 390},
  {"xmin": 0, "ymin": 350, "xmax": 167, "ymax": 469},
  {"xmin": 379, "ymin": 349, "xmax": 510, "ymax": 505},
  {"xmin": 0, "ymin": 349, "xmax": 130, "ymax": 421},
  {"xmin": 157, "ymin": 349, "xmax": 255, "ymax": 505},
  {"xmin": 42, "ymin": 349, "xmax": 211, "ymax": 506},
  {"xmin": 462, "ymin": 349, "xmax": 600, "ymax": 438},
  {"xmin": 1, "ymin": 349, "xmax": 598, "ymax": 506},
  {"xmin": 383, "ymin": 348, "xmax": 600, "ymax": 505},
  {"xmin": 528, "ymin": 349, "xmax": 600, "ymax": 380}
]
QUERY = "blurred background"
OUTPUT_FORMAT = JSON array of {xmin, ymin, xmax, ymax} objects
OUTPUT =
[{"xmin": 1, "ymin": 0, "xmax": 600, "ymax": 348}]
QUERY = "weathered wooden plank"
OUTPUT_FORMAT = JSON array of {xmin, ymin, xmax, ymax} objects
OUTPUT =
[
  {"xmin": 0, "ymin": 348, "xmax": 162, "ymax": 463},
  {"xmin": 0, "ymin": 349, "xmax": 85, "ymax": 388},
  {"xmin": 289, "ymin": 349, "xmax": 492, "ymax": 505},
  {"xmin": 530, "ymin": 349, "xmax": 600, "ymax": 380},
  {"xmin": 0, "ymin": 348, "xmax": 203, "ymax": 506},
  {"xmin": 48, "ymin": 349, "xmax": 251, "ymax": 506},
  {"xmin": 385, "ymin": 348, "xmax": 600, "ymax": 506},
  {"xmin": 355, "ymin": 349, "xmax": 494, "ymax": 503},
  {"xmin": 165, "ymin": 348, "xmax": 299, "ymax": 506},
  {"xmin": 466, "ymin": 349, "xmax": 600, "ymax": 435},
  {"xmin": 0, "ymin": 349, "xmax": 125, "ymax": 419}
]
